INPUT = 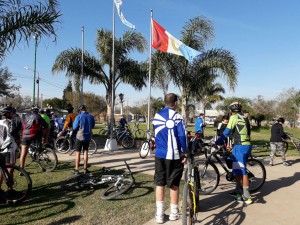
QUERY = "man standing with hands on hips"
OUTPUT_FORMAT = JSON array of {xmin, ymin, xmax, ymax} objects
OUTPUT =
[{"xmin": 152, "ymin": 93, "xmax": 187, "ymax": 223}]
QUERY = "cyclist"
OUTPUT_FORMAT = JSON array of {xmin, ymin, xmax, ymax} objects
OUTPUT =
[
  {"xmin": 60, "ymin": 104, "xmax": 77, "ymax": 149},
  {"xmin": 215, "ymin": 102, "xmax": 252, "ymax": 204},
  {"xmin": 152, "ymin": 93, "xmax": 187, "ymax": 223},
  {"xmin": 216, "ymin": 115, "xmax": 229, "ymax": 137},
  {"xmin": 72, "ymin": 105, "xmax": 95, "ymax": 175},
  {"xmin": 11, "ymin": 107, "xmax": 22, "ymax": 145},
  {"xmin": 19, "ymin": 106, "xmax": 48, "ymax": 170},
  {"xmin": 194, "ymin": 113, "xmax": 206, "ymax": 139},
  {"xmin": 269, "ymin": 117, "xmax": 290, "ymax": 166},
  {"xmin": 39, "ymin": 109, "xmax": 51, "ymax": 146}
]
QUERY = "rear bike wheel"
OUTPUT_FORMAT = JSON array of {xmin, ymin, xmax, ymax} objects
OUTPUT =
[
  {"xmin": 54, "ymin": 137, "xmax": 71, "ymax": 154},
  {"xmin": 182, "ymin": 182, "xmax": 195, "ymax": 225},
  {"xmin": 197, "ymin": 160, "xmax": 220, "ymax": 195},
  {"xmin": 0, "ymin": 165, "xmax": 32, "ymax": 204},
  {"xmin": 99, "ymin": 128, "xmax": 108, "ymax": 136},
  {"xmin": 88, "ymin": 139, "xmax": 97, "ymax": 155},
  {"xmin": 139, "ymin": 141, "xmax": 150, "ymax": 159},
  {"xmin": 134, "ymin": 129, "xmax": 146, "ymax": 139},
  {"xmin": 61, "ymin": 174, "xmax": 90, "ymax": 191},
  {"xmin": 121, "ymin": 135, "xmax": 135, "ymax": 149},
  {"xmin": 100, "ymin": 176, "xmax": 134, "ymax": 200},
  {"xmin": 247, "ymin": 158, "xmax": 266, "ymax": 193},
  {"xmin": 36, "ymin": 148, "xmax": 58, "ymax": 172}
]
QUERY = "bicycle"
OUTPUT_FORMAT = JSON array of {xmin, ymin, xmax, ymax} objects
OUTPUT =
[
  {"xmin": 113, "ymin": 125, "xmax": 135, "ymax": 149},
  {"xmin": 61, "ymin": 160, "xmax": 135, "ymax": 200},
  {"xmin": 285, "ymin": 132, "xmax": 300, "ymax": 154},
  {"xmin": 139, "ymin": 130, "xmax": 155, "ymax": 158},
  {"xmin": 54, "ymin": 129, "xmax": 97, "ymax": 155},
  {"xmin": 26, "ymin": 140, "xmax": 58, "ymax": 172},
  {"xmin": 198, "ymin": 144, "xmax": 266, "ymax": 195},
  {"xmin": 130, "ymin": 121, "xmax": 146, "ymax": 139},
  {"xmin": 182, "ymin": 135, "xmax": 201, "ymax": 225},
  {"xmin": 0, "ymin": 152, "xmax": 32, "ymax": 204},
  {"xmin": 98, "ymin": 123, "xmax": 109, "ymax": 136}
]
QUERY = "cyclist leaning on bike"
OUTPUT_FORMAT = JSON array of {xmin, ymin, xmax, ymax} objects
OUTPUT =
[
  {"xmin": 60, "ymin": 104, "xmax": 77, "ymax": 149},
  {"xmin": 215, "ymin": 102, "xmax": 253, "ymax": 205},
  {"xmin": 19, "ymin": 106, "xmax": 48, "ymax": 170}
]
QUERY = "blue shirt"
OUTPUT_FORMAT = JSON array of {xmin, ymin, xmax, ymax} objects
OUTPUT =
[
  {"xmin": 73, "ymin": 112, "xmax": 95, "ymax": 142},
  {"xmin": 152, "ymin": 107, "xmax": 187, "ymax": 160},
  {"xmin": 195, "ymin": 117, "xmax": 205, "ymax": 133}
]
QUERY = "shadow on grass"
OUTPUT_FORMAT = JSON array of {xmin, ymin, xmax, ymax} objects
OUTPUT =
[{"xmin": 47, "ymin": 215, "xmax": 82, "ymax": 225}]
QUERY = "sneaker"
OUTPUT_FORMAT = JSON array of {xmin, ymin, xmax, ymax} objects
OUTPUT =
[
  {"xmin": 243, "ymin": 197, "xmax": 253, "ymax": 205},
  {"xmin": 283, "ymin": 162, "xmax": 290, "ymax": 166},
  {"xmin": 269, "ymin": 161, "xmax": 273, "ymax": 166},
  {"xmin": 169, "ymin": 211, "xmax": 180, "ymax": 221},
  {"xmin": 83, "ymin": 169, "xmax": 90, "ymax": 174},
  {"xmin": 235, "ymin": 194, "xmax": 253, "ymax": 205},
  {"xmin": 155, "ymin": 214, "xmax": 164, "ymax": 224},
  {"xmin": 71, "ymin": 169, "xmax": 79, "ymax": 175},
  {"xmin": 235, "ymin": 194, "xmax": 243, "ymax": 202}
]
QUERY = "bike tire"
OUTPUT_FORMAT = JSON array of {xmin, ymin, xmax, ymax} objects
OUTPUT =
[
  {"xmin": 134, "ymin": 129, "xmax": 146, "ymax": 139},
  {"xmin": 193, "ymin": 167, "xmax": 200, "ymax": 212},
  {"xmin": 99, "ymin": 128, "xmax": 108, "ymax": 136},
  {"xmin": 247, "ymin": 158, "xmax": 266, "ymax": 193},
  {"xmin": 182, "ymin": 182, "xmax": 194, "ymax": 225},
  {"xmin": 197, "ymin": 160, "xmax": 220, "ymax": 195},
  {"xmin": 37, "ymin": 148, "xmax": 58, "ymax": 172},
  {"xmin": 0, "ymin": 164, "xmax": 32, "ymax": 204},
  {"xmin": 139, "ymin": 141, "xmax": 150, "ymax": 159},
  {"xmin": 61, "ymin": 174, "xmax": 90, "ymax": 191},
  {"xmin": 54, "ymin": 137, "xmax": 71, "ymax": 154},
  {"xmin": 121, "ymin": 135, "xmax": 135, "ymax": 149},
  {"xmin": 88, "ymin": 139, "xmax": 97, "ymax": 155},
  {"xmin": 100, "ymin": 176, "xmax": 134, "ymax": 200}
]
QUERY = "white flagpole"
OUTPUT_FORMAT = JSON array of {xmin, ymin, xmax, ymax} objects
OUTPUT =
[
  {"xmin": 80, "ymin": 26, "xmax": 84, "ymax": 105},
  {"xmin": 147, "ymin": 10, "xmax": 153, "ymax": 135}
]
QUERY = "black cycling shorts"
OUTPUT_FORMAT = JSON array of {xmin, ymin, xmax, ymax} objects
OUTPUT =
[
  {"xmin": 75, "ymin": 139, "xmax": 90, "ymax": 152},
  {"xmin": 154, "ymin": 157, "xmax": 184, "ymax": 188},
  {"xmin": 21, "ymin": 135, "xmax": 40, "ymax": 146}
]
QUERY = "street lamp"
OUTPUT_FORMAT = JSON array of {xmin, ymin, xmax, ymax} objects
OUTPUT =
[
  {"xmin": 24, "ymin": 66, "xmax": 40, "ymax": 107},
  {"xmin": 119, "ymin": 93, "xmax": 124, "ymax": 115}
]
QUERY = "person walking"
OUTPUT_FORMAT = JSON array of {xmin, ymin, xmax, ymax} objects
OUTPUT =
[
  {"xmin": 72, "ymin": 105, "xmax": 95, "ymax": 175},
  {"xmin": 269, "ymin": 117, "xmax": 290, "ymax": 166},
  {"xmin": 152, "ymin": 93, "xmax": 187, "ymax": 224},
  {"xmin": 215, "ymin": 102, "xmax": 253, "ymax": 204},
  {"xmin": 194, "ymin": 113, "xmax": 206, "ymax": 139}
]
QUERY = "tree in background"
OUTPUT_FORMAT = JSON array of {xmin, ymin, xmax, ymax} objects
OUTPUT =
[
  {"xmin": 0, "ymin": 66, "xmax": 20, "ymax": 97},
  {"xmin": 0, "ymin": 0, "xmax": 61, "ymax": 60}
]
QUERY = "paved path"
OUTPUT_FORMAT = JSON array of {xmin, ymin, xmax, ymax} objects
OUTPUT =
[{"xmin": 56, "ymin": 148, "xmax": 300, "ymax": 225}]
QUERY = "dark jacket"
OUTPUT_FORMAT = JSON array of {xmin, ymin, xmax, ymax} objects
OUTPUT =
[{"xmin": 270, "ymin": 122, "xmax": 287, "ymax": 142}]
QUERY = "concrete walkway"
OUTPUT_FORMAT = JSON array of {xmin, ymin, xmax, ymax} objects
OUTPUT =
[{"xmin": 56, "ymin": 148, "xmax": 300, "ymax": 225}]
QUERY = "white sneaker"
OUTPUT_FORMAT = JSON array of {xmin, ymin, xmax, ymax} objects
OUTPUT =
[
  {"xmin": 155, "ymin": 214, "xmax": 164, "ymax": 224},
  {"xmin": 169, "ymin": 211, "xmax": 180, "ymax": 221}
]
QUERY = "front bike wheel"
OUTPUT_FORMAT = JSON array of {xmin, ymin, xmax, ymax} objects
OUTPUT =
[
  {"xmin": 88, "ymin": 139, "xmax": 97, "ymax": 155},
  {"xmin": 121, "ymin": 135, "xmax": 135, "ymax": 149},
  {"xmin": 1, "ymin": 165, "xmax": 32, "ymax": 204},
  {"xmin": 139, "ymin": 141, "xmax": 150, "ymax": 159},
  {"xmin": 54, "ymin": 137, "xmax": 71, "ymax": 154},
  {"xmin": 37, "ymin": 148, "xmax": 58, "ymax": 172},
  {"xmin": 182, "ymin": 182, "xmax": 196, "ymax": 225},
  {"xmin": 197, "ymin": 160, "xmax": 220, "ymax": 195},
  {"xmin": 134, "ymin": 129, "xmax": 146, "ymax": 139},
  {"xmin": 247, "ymin": 158, "xmax": 266, "ymax": 193},
  {"xmin": 61, "ymin": 174, "xmax": 90, "ymax": 191},
  {"xmin": 100, "ymin": 176, "xmax": 134, "ymax": 200}
]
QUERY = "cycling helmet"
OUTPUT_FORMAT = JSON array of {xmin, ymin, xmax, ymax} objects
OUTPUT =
[
  {"xmin": 229, "ymin": 102, "xmax": 242, "ymax": 112},
  {"xmin": 31, "ymin": 105, "xmax": 39, "ymax": 113},
  {"xmin": 0, "ymin": 106, "xmax": 13, "ymax": 115},
  {"xmin": 78, "ymin": 104, "xmax": 87, "ymax": 110},
  {"xmin": 39, "ymin": 108, "xmax": 45, "ymax": 114}
]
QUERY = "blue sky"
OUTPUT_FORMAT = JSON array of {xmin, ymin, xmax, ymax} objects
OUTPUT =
[{"xmin": 2, "ymin": 0, "xmax": 300, "ymax": 106}]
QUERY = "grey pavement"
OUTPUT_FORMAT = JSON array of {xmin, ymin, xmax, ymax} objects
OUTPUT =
[{"xmin": 56, "ymin": 148, "xmax": 300, "ymax": 225}]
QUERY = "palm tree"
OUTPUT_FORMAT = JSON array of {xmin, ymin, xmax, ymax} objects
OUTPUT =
[
  {"xmin": 52, "ymin": 29, "xmax": 148, "ymax": 118},
  {"xmin": 151, "ymin": 16, "xmax": 238, "ymax": 119},
  {"xmin": 0, "ymin": 0, "xmax": 61, "ymax": 61}
]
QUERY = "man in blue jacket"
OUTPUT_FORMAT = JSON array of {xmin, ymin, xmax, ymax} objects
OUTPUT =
[
  {"xmin": 152, "ymin": 93, "xmax": 187, "ymax": 223},
  {"xmin": 72, "ymin": 105, "xmax": 95, "ymax": 174},
  {"xmin": 194, "ymin": 113, "xmax": 206, "ymax": 138}
]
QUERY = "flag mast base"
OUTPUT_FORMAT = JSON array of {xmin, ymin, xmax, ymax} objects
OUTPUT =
[{"xmin": 104, "ymin": 138, "xmax": 118, "ymax": 151}]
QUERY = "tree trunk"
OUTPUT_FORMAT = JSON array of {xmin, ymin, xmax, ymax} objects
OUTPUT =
[{"xmin": 181, "ymin": 87, "xmax": 188, "ymax": 121}]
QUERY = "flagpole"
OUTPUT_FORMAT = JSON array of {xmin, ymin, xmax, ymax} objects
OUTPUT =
[
  {"xmin": 147, "ymin": 9, "xmax": 153, "ymax": 135},
  {"xmin": 80, "ymin": 26, "xmax": 84, "ymax": 105}
]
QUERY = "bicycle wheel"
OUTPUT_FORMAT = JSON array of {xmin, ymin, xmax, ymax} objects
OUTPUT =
[
  {"xmin": 197, "ymin": 160, "xmax": 220, "ymax": 195},
  {"xmin": 121, "ymin": 135, "xmax": 135, "ymax": 149},
  {"xmin": 182, "ymin": 182, "xmax": 195, "ymax": 225},
  {"xmin": 139, "ymin": 141, "xmax": 150, "ymax": 159},
  {"xmin": 99, "ymin": 128, "xmax": 108, "ymax": 136},
  {"xmin": 36, "ymin": 148, "xmax": 58, "ymax": 172},
  {"xmin": 88, "ymin": 139, "xmax": 97, "ymax": 155},
  {"xmin": 134, "ymin": 129, "xmax": 146, "ymax": 139},
  {"xmin": 193, "ymin": 167, "xmax": 200, "ymax": 211},
  {"xmin": 61, "ymin": 174, "xmax": 90, "ymax": 191},
  {"xmin": 0, "ymin": 165, "xmax": 32, "ymax": 204},
  {"xmin": 100, "ymin": 176, "xmax": 134, "ymax": 200},
  {"xmin": 54, "ymin": 137, "xmax": 71, "ymax": 154},
  {"xmin": 247, "ymin": 158, "xmax": 266, "ymax": 193}
]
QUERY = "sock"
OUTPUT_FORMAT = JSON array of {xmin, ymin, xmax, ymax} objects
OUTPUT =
[
  {"xmin": 170, "ymin": 203, "xmax": 179, "ymax": 214},
  {"xmin": 156, "ymin": 201, "xmax": 164, "ymax": 216},
  {"xmin": 243, "ymin": 186, "xmax": 251, "ymax": 199}
]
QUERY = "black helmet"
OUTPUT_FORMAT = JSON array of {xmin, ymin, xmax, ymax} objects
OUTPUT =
[
  {"xmin": 31, "ymin": 105, "xmax": 39, "ymax": 113},
  {"xmin": 229, "ymin": 102, "xmax": 242, "ymax": 112},
  {"xmin": 78, "ymin": 104, "xmax": 86, "ymax": 110},
  {"xmin": 0, "ymin": 106, "xmax": 13, "ymax": 115},
  {"xmin": 39, "ymin": 108, "xmax": 45, "ymax": 114},
  {"xmin": 66, "ymin": 104, "xmax": 74, "ymax": 112}
]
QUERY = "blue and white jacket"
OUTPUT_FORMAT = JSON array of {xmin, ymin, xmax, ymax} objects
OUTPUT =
[{"xmin": 152, "ymin": 107, "xmax": 187, "ymax": 160}]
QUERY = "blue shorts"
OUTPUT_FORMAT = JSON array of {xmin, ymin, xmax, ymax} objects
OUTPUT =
[{"xmin": 231, "ymin": 145, "xmax": 252, "ymax": 175}]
